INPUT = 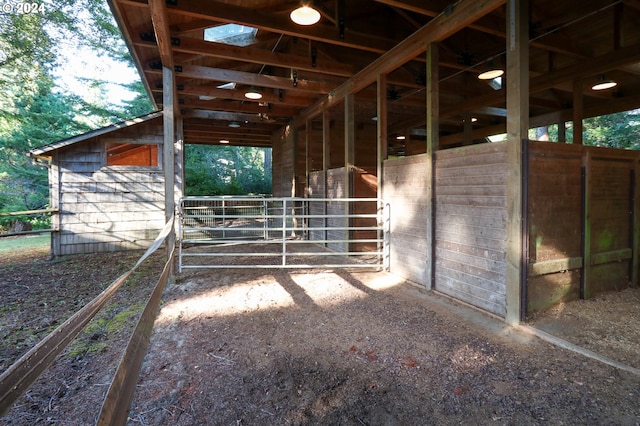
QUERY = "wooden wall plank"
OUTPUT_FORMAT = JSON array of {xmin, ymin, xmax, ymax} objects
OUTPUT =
[
  {"xmin": 383, "ymin": 154, "xmax": 430, "ymax": 285},
  {"xmin": 434, "ymin": 142, "xmax": 508, "ymax": 317}
]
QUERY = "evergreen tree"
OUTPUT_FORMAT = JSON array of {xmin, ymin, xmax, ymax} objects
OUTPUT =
[{"xmin": 0, "ymin": 0, "xmax": 152, "ymax": 227}]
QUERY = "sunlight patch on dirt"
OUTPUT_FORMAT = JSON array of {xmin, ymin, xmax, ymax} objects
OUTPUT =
[
  {"xmin": 157, "ymin": 270, "xmax": 394, "ymax": 324},
  {"xmin": 158, "ymin": 279, "xmax": 295, "ymax": 322}
]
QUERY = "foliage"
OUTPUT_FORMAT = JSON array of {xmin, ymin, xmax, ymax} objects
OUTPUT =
[
  {"xmin": 0, "ymin": 0, "xmax": 152, "ymax": 224},
  {"xmin": 532, "ymin": 110, "xmax": 640, "ymax": 148},
  {"xmin": 185, "ymin": 145, "xmax": 272, "ymax": 196},
  {"xmin": 583, "ymin": 110, "xmax": 640, "ymax": 149}
]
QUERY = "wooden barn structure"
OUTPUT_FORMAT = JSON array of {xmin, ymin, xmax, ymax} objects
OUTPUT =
[
  {"xmin": 29, "ymin": 112, "xmax": 171, "ymax": 255},
  {"xmin": 33, "ymin": 0, "xmax": 640, "ymax": 323}
]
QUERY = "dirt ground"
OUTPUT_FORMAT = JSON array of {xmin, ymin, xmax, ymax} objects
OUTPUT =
[{"xmin": 1, "ymin": 244, "xmax": 639, "ymax": 425}]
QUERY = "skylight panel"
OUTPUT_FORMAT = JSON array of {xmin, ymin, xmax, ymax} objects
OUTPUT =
[{"xmin": 204, "ymin": 24, "xmax": 258, "ymax": 46}]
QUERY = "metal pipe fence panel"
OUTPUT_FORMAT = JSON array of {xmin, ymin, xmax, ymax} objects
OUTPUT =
[{"xmin": 178, "ymin": 197, "xmax": 388, "ymax": 270}]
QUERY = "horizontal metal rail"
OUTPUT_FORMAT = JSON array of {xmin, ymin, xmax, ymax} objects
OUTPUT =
[{"xmin": 178, "ymin": 196, "xmax": 387, "ymax": 270}]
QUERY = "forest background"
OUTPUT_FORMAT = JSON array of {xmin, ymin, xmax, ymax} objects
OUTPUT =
[
  {"xmin": 0, "ymin": 0, "xmax": 271, "ymax": 231},
  {"xmin": 0, "ymin": 0, "xmax": 638, "ymax": 232}
]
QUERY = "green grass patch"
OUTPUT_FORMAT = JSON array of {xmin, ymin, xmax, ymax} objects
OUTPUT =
[
  {"xmin": 67, "ymin": 301, "xmax": 145, "ymax": 358},
  {"xmin": 0, "ymin": 234, "xmax": 50, "ymax": 254}
]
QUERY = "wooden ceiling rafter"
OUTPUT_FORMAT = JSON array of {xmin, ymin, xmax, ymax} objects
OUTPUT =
[
  {"xmin": 108, "ymin": 0, "xmax": 640, "ymax": 148},
  {"xmin": 170, "ymin": 37, "xmax": 355, "ymax": 78},
  {"xmin": 164, "ymin": 0, "xmax": 397, "ymax": 54},
  {"xmin": 441, "ymin": 41, "xmax": 640, "ymax": 120},
  {"xmin": 148, "ymin": 0, "xmax": 174, "ymax": 68}
]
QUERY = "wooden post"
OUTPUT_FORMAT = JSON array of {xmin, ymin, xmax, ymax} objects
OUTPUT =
[
  {"xmin": 305, "ymin": 119, "xmax": 310, "ymax": 196},
  {"xmin": 163, "ymin": 66, "xmax": 176, "ymax": 271},
  {"xmin": 505, "ymin": 0, "xmax": 528, "ymax": 324},
  {"xmin": 633, "ymin": 161, "xmax": 640, "ymax": 288},
  {"xmin": 558, "ymin": 121, "xmax": 566, "ymax": 143},
  {"xmin": 345, "ymin": 93, "xmax": 355, "ymax": 252},
  {"xmin": 573, "ymin": 79, "xmax": 584, "ymax": 145},
  {"xmin": 426, "ymin": 42, "xmax": 439, "ymax": 291},
  {"xmin": 345, "ymin": 93, "xmax": 355, "ymax": 195},
  {"xmin": 322, "ymin": 110, "xmax": 330, "ymax": 244},
  {"xmin": 175, "ymin": 116, "xmax": 184, "ymax": 204},
  {"xmin": 377, "ymin": 73, "xmax": 388, "ymax": 270},
  {"xmin": 376, "ymin": 73, "xmax": 388, "ymax": 202},
  {"xmin": 582, "ymin": 151, "xmax": 591, "ymax": 298}
]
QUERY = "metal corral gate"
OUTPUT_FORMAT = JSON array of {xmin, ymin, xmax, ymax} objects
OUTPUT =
[{"xmin": 178, "ymin": 196, "xmax": 388, "ymax": 270}]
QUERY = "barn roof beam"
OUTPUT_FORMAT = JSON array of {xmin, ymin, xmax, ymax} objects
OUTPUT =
[
  {"xmin": 180, "ymin": 98, "xmax": 299, "ymax": 118},
  {"xmin": 182, "ymin": 109, "xmax": 279, "ymax": 124},
  {"xmin": 441, "ymin": 42, "xmax": 640, "ymax": 119},
  {"xmin": 148, "ymin": 0, "xmax": 173, "ymax": 68},
  {"xmin": 144, "ymin": 65, "xmax": 336, "ymax": 95},
  {"xmin": 164, "ymin": 0, "xmax": 397, "ymax": 54},
  {"xmin": 173, "ymin": 85, "xmax": 314, "ymax": 107},
  {"xmin": 166, "ymin": 37, "xmax": 356, "ymax": 78},
  {"xmin": 297, "ymin": 0, "xmax": 507, "ymax": 123}
]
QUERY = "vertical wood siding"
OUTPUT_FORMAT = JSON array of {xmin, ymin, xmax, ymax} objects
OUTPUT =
[
  {"xmin": 435, "ymin": 143, "xmax": 508, "ymax": 317},
  {"xmin": 55, "ymin": 139, "xmax": 165, "ymax": 255},
  {"xmin": 382, "ymin": 155, "xmax": 430, "ymax": 285}
]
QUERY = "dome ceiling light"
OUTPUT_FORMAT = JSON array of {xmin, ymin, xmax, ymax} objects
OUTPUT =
[
  {"xmin": 591, "ymin": 75, "xmax": 617, "ymax": 91},
  {"xmin": 290, "ymin": 3, "xmax": 321, "ymax": 26},
  {"xmin": 244, "ymin": 86, "xmax": 263, "ymax": 100}
]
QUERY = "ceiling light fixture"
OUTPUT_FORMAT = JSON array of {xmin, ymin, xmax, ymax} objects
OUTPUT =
[
  {"xmin": 244, "ymin": 86, "xmax": 263, "ymax": 100},
  {"xmin": 591, "ymin": 75, "xmax": 617, "ymax": 91},
  {"xmin": 478, "ymin": 67, "xmax": 504, "ymax": 80},
  {"xmin": 478, "ymin": 58, "xmax": 504, "ymax": 80},
  {"xmin": 290, "ymin": 3, "xmax": 321, "ymax": 26},
  {"xmin": 220, "ymin": 139, "xmax": 230, "ymax": 144},
  {"xmin": 228, "ymin": 121, "xmax": 241, "ymax": 128}
]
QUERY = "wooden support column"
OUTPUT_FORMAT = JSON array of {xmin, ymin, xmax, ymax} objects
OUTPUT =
[
  {"xmin": 344, "ymin": 93, "xmax": 355, "ymax": 252},
  {"xmin": 322, "ymin": 110, "xmax": 330, "ymax": 244},
  {"xmin": 582, "ymin": 151, "xmax": 592, "ymax": 298},
  {"xmin": 291, "ymin": 126, "xmax": 298, "ymax": 197},
  {"xmin": 558, "ymin": 121, "xmax": 566, "ymax": 142},
  {"xmin": 505, "ymin": 0, "xmax": 528, "ymax": 324},
  {"xmin": 345, "ymin": 93, "xmax": 355, "ymax": 197},
  {"xmin": 426, "ymin": 42, "xmax": 439, "ymax": 291},
  {"xmin": 573, "ymin": 79, "xmax": 584, "ymax": 145},
  {"xmin": 322, "ymin": 110, "xmax": 330, "ymax": 172},
  {"xmin": 175, "ymin": 117, "xmax": 184, "ymax": 204},
  {"xmin": 163, "ymin": 66, "xmax": 176, "ymax": 266},
  {"xmin": 305, "ymin": 120, "xmax": 310, "ymax": 196},
  {"xmin": 633, "ymin": 161, "xmax": 640, "ymax": 288},
  {"xmin": 376, "ymin": 73, "xmax": 388, "ymax": 201}
]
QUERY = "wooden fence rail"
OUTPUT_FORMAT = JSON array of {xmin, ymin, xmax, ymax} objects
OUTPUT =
[{"xmin": 0, "ymin": 216, "xmax": 174, "ymax": 424}]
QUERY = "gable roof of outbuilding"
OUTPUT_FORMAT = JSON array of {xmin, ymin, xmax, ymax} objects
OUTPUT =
[{"xmin": 29, "ymin": 111, "xmax": 163, "ymax": 160}]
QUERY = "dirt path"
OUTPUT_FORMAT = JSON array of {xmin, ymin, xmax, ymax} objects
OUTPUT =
[
  {"xmin": 1, "ymin": 248, "xmax": 639, "ymax": 425},
  {"xmin": 128, "ymin": 268, "xmax": 640, "ymax": 425}
]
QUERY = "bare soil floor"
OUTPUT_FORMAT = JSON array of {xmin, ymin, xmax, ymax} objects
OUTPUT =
[{"xmin": 1, "ymin": 244, "xmax": 639, "ymax": 425}]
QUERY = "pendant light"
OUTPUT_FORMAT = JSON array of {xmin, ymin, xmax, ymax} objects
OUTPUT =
[
  {"xmin": 591, "ymin": 75, "xmax": 617, "ymax": 91},
  {"xmin": 290, "ymin": 3, "xmax": 320, "ymax": 26},
  {"xmin": 477, "ymin": 57, "xmax": 504, "ymax": 80},
  {"xmin": 244, "ymin": 86, "xmax": 263, "ymax": 100}
]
